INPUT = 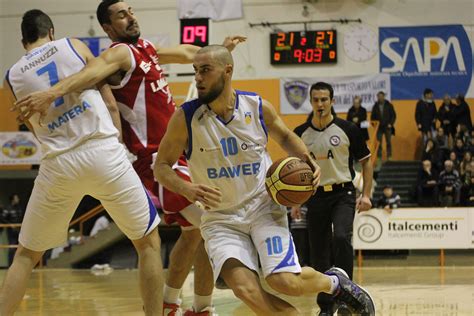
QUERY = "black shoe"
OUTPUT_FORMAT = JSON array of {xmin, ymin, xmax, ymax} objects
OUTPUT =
[
  {"xmin": 325, "ymin": 267, "xmax": 375, "ymax": 316},
  {"xmin": 318, "ymin": 307, "xmax": 334, "ymax": 316}
]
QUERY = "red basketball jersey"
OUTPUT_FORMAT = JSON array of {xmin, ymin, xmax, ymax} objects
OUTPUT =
[{"xmin": 109, "ymin": 39, "xmax": 175, "ymax": 159}]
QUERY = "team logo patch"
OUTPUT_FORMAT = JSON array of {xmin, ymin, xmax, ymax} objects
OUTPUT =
[
  {"xmin": 244, "ymin": 111, "xmax": 252, "ymax": 124},
  {"xmin": 284, "ymin": 81, "xmax": 309, "ymax": 110},
  {"xmin": 330, "ymin": 135, "xmax": 341, "ymax": 146}
]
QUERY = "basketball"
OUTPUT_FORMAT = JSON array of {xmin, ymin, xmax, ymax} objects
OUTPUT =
[{"xmin": 265, "ymin": 157, "xmax": 314, "ymax": 207}]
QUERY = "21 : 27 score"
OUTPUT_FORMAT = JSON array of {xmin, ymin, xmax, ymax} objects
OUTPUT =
[{"xmin": 273, "ymin": 48, "xmax": 336, "ymax": 63}]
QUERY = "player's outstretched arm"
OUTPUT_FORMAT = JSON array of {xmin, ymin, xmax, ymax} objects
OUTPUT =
[
  {"xmin": 153, "ymin": 109, "xmax": 221, "ymax": 209},
  {"xmin": 98, "ymin": 81, "xmax": 122, "ymax": 141},
  {"xmin": 13, "ymin": 42, "xmax": 131, "ymax": 121},
  {"xmin": 156, "ymin": 35, "xmax": 247, "ymax": 64},
  {"xmin": 262, "ymin": 99, "xmax": 320, "ymax": 188},
  {"xmin": 3, "ymin": 79, "xmax": 35, "ymax": 134}
]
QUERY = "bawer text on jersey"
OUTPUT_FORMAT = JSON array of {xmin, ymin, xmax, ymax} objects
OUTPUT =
[{"xmin": 207, "ymin": 161, "xmax": 261, "ymax": 179}]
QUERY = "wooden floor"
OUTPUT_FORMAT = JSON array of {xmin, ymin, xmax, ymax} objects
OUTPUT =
[{"xmin": 2, "ymin": 266, "xmax": 474, "ymax": 315}]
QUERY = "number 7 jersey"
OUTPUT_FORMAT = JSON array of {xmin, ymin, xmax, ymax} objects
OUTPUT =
[
  {"xmin": 6, "ymin": 38, "xmax": 118, "ymax": 158},
  {"xmin": 182, "ymin": 91, "xmax": 272, "ymax": 211}
]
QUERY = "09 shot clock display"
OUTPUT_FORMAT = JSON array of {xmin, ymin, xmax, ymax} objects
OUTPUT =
[{"xmin": 270, "ymin": 30, "xmax": 337, "ymax": 65}]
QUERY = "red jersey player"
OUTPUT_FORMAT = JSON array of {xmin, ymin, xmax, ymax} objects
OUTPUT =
[{"xmin": 15, "ymin": 1, "xmax": 246, "ymax": 315}]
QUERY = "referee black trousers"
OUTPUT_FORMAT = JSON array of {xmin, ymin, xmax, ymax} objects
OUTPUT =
[{"xmin": 306, "ymin": 187, "xmax": 356, "ymax": 310}]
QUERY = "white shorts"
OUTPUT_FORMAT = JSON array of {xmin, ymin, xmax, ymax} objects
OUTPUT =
[
  {"xmin": 20, "ymin": 138, "xmax": 160, "ymax": 251},
  {"xmin": 200, "ymin": 193, "xmax": 301, "ymax": 281}
]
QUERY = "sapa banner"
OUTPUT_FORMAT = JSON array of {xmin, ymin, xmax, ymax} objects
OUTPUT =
[
  {"xmin": 280, "ymin": 74, "xmax": 390, "ymax": 114},
  {"xmin": 354, "ymin": 208, "xmax": 472, "ymax": 250},
  {"xmin": 0, "ymin": 132, "xmax": 41, "ymax": 165}
]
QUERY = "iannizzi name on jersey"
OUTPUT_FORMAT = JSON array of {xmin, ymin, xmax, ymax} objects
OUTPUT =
[{"xmin": 20, "ymin": 46, "xmax": 58, "ymax": 73}]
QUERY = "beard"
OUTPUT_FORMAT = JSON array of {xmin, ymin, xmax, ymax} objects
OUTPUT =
[
  {"xmin": 198, "ymin": 75, "xmax": 225, "ymax": 104},
  {"xmin": 117, "ymin": 32, "xmax": 140, "ymax": 44}
]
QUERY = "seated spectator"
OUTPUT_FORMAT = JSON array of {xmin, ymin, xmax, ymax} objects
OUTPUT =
[
  {"xmin": 448, "ymin": 151, "xmax": 460, "ymax": 172},
  {"xmin": 453, "ymin": 138, "xmax": 466, "ymax": 162},
  {"xmin": 460, "ymin": 159, "xmax": 473, "ymax": 206},
  {"xmin": 421, "ymin": 138, "xmax": 443, "ymax": 171},
  {"xmin": 439, "ymin": 160, "xmax": 461, "ymax": 206},
  {"xmin": 460, "ymin": 151, "xmax": 472, "ymax": 177},
  {"xmin": 468, "ymin": 133, "xmax": 474, "ymax": 153},
  {"xmin": 416, "ymin": 160, "xmax": 439, "ymax": 207},
  {"xmin": 434, "ymin": 127, "xmax": 450, "ymax": 160},
  {"xmin": 347, "ymin": 95, "xmax": 369, "ymax": 141},
  {"xmin": 467, "ymin": 173, "xmax": 474, "ymax": 206},
  {"xmin": 437, "ymin": 94, "xmax": 455, "ymax": 138},
  {"xmin": 377, "ymin": 185, "xmax": 401, "ymax": 212}
]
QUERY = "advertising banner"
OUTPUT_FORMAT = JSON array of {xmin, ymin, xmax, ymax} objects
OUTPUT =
[
  {"xmin": 379, "ymin": 25, "xmax": 473, "ymax": 99},
  {"xmin": 280, "ymin": 74, "xmax": 390, "ymax": 114},
  {"xmin": 354, "ymin": 208, "xmax": 472, "ymax": 250},
  {"xmin": 0, "ymin": 132, "xmax": 41, "ymax": 165}
]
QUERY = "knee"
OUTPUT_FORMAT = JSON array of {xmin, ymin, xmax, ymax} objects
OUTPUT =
[
  {"xmin": 230, "ymin": 282, "xmax": 262, "ymax": 303},
  {"xmin": 14, "ymin": 245, "xmax": 43, "ymax": 267},
  {"xmin": 179, "ymin": 228, "xmax": 202, "ymax": 247},
  {"xmin": 333, "ymin": 231, "xmax": 351, "ymax": 245},
  {"xmin": 266, "ymin": 273, "xmax": 302, "ymax": 296},
  {"xmin": 133, "ymin": 229, "xmax": 161, "ymax": 253}
]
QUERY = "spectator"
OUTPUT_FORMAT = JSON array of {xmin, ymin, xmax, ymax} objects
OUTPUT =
[
  {"xmin": 289, "ymin": 205, "xmax": 310, "ymax": 267},
  {"xmin": 371, "ymin": 91, "xmax": 396, "ymax": 160},
  {"xmin": 438, "ymin": 160, "xmax": 461, "ymax": 206},
  {"xmin": 421, "ymin": 138, "xmax": 442, "ymax": 171},
  {"xmin": 437, "ymin": 94, "xmax": 456, "ymax": 138},
  {"xmin": 416, "ymin": 160, "xmax": 439, "ymax": 207},
  {"xmin": 453, "ymin": 94, "xmax": 472, "ymax": 132},
  {"xmin": 415, "ymin": 88, "xmax": 437, "ymax": 144},
  {"xmin": 460, "ymin": 160, "xmax": 473, "ymax": 206},
  {"xmin": 347, "ymin": 96, "xmax": 369, "ymax": 141},
  {"xmin": 434, "ymin": 127, "xmax": 450, "ymax": 161},
  {"xmin": 377, "ymin": 185, "xmax": 401, "ymax": 212},
  {"xmin": 468, "ymin": 132, "xmax": 474, "ymax": 153},
  {"xmin": 449, "ymin": 151, "xmax": 460, "ymax": 172},
  {"xmin": 466, "ymin": 173, "xmax": 474, "ymax": 206},
  {"xmin": 1, "ymin": 194, "xmax": 24, "ymax": 265},
  {"xmin": 460, "ymin": 151, "xmax": 472, "ymax": 178},
  {"xmin": 453, "ymin": 138, "xmax": 466, "ymax": 162}
]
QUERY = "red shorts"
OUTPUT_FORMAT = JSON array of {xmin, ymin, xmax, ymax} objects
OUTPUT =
[{"xmin": 133, "ymin": 155, "xmax": 193, "ymax": 227}]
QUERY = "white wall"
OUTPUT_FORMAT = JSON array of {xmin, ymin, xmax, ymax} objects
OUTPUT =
[{"xmin": 1, "ymin": 0, "xmax": 473, "ymax": 81}]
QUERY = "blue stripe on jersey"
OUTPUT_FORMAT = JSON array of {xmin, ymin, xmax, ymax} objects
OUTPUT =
[
  {"xmin": 235, "ymin": 90, "xmax": 257, "ymax": 110},
  {"xmin": 66, "ymin": 38, "xmax": 86, "ymax": 65},
  {"xmin": 272, "ymin": 234, "xmax": 297, "ymax": 272},
  {"xmin": 143, "ymin": 187, "xmax": 158, "ymax": 236},
  {"xmin": 258, "ymin": 96, "xmax": 268, "ymax": 138},
  {"xmin": 182, "ymin": 99, "xmax": 203, "ymax": 160},
  {"xmin": 4, "ymin": 69, "xmax": 17, "ymax": 99}
]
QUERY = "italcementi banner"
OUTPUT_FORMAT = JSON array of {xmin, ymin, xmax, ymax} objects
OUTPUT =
[
  {"xmin": 280, "ymin": 74, "xmax": 390, "ymax": 114},
  {"xmin": 354, "ymin": 208, "xmax": 472, "ymax": 250},
  {"xmin": 0, "ymin": 132, "xmax": 41, "ymax": 165}
]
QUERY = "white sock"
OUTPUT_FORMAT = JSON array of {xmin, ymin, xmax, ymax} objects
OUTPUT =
[
  {"xmin": 163, "ymin": 285, "xmax": 181, "ymax": 305},
  {"xmin": 193, "ymin": 294, "xmax": 212, "ymax": 312},
  {"xmin": 328, "ymin": 275, "xmax": 339, "ymax": 294}
]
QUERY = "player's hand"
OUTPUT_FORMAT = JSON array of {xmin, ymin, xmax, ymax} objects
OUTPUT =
[
  {"xmin": 356, "ymin": 195, "xmax": 372, "ymax": 213},
  {"xmin": 301, "ymin": 153, "xmax": 320, "ymax": 190},
  {"xmin": 290, "ymin": 206, "xmax": 301, "ymax": 220},
  {"xmin": 222, "ymin": 35, "xmax": 247, "ymax": 52},
  {"xmin": 183, "ymin": 183, "xmax": 222, "ymax": 210},
  {"xmin": 13, "ymin": 90, "xmax": 57, "ymax": 123}
]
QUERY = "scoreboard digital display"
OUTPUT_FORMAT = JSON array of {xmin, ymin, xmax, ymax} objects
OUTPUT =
[
  {"xmin": 180, "ymin": 18, "xmax": 209, "ymax": 47},
  {"xmin": 270, "ymin": 30, "xmax": 337, "ymax": 65}
]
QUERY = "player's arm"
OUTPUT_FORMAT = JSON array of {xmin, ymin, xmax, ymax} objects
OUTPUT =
[
  {"xmin": 2, "ymin": 79, "xmax": 35, "ymax": 135},
  {"xmin": 156, "ymin": 35, "xmax": 247, "ymax": 64},
  {"xmin": 262, "ymin": 99, "xmax": 320, "ymax": 188},
  {"xmin": 153, "ymin": 108, "xmax": 221, "ymax": 209},
  {"xmin": 14, "ymin": 41, "xmax": 131, "ymax": 121},
  {"xmin": 98, "ymin": 81, "xmax": 122, "ymax": 142}
]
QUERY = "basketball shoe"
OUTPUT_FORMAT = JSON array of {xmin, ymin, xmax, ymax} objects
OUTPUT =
[
  {"xmin": 183, "ymin": 306, "xmax": 217, "ymax": 316},
  {"xmin": 325, "ymin": 267, "xmax": 375, "ymax": 316}
]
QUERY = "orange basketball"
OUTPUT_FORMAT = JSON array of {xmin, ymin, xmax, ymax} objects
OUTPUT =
[{"xmin": 265, "ymin": 157, "xmax": 314, "ymax": 207}]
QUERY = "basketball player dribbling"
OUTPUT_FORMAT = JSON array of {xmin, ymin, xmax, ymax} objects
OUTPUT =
[
  {"xmin": 1, "ymin": 10, "xmax": 162, "ymax": 316},
  {"xmin": 14, "ymin": 1, "xmax": 245, "ymax": 314},
  {"xmin": 153, "ymin": 45, "xmax": 376, "ymax": 315}
]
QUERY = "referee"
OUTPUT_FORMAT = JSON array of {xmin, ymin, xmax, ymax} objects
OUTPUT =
[{"xmin": 293, "ymin": 82, "xmax": 373, "ymax": 315}]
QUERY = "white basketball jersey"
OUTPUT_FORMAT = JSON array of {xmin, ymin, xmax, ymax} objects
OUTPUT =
[
  {"xmin": 6, "ymin": 38, "xmax": 118, "ymax": 158},
  {"xmin": 182, "ymin": 90, "xmax": 272, "ymax": 211}
]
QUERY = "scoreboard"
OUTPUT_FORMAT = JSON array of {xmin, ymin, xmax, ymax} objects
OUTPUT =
[{"xmin": 270, "ymin": 30, "xmax": 337, "ymax": 65}]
